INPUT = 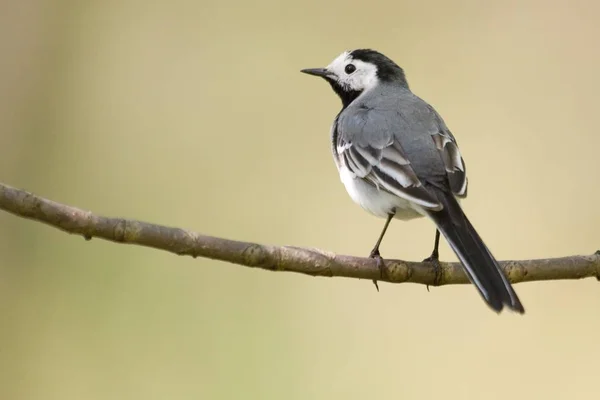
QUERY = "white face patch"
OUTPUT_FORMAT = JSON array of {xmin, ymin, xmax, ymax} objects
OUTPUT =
[{"xmin": 326, "ymin": 51, "xmax": 379, "ymax": 92}]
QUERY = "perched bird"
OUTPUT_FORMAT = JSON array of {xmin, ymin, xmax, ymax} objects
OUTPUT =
[{"xmin": 301, "ymin": 49, "xmax": 524, "ymax": 313}]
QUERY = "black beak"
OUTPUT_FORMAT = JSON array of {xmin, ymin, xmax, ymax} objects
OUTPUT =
[{"xmin": 300, "ymin": 68, "xmax": 332, "ymax": 78}]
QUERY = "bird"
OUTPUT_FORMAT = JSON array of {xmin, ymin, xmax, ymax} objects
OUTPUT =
[{"xmin": 301, "ymin": 49, "xmax": 524, "ymax": 313}]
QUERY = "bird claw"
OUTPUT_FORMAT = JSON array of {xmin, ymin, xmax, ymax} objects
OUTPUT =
[
  {"xmin": 369, "ymin": 249, "xmax": 386, "ymax": 292},
  {"xmin": 423, "ymin": 254, "xmax": 442, "ymax": 290}
]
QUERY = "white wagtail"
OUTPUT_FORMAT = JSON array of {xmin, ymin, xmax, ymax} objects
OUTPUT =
[{"xmin": 301, "ymin": 49, "xmax": 524, "ymax": 313}]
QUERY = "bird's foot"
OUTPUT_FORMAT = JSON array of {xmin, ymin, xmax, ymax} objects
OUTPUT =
[
  {"xmin": 369, "ymin": 248, "xmax": 386, "ymax": 292},
  {"xmin": 423, "ymin": 253, "xmax": 442, "ymax": 291}
]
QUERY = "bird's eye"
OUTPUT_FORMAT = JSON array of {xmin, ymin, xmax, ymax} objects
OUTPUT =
[{"xmin": 345, "ymin": 64, "xmax": 356, "ymax": 74}]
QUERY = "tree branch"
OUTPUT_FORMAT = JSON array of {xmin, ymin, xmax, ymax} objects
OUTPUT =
[{"xmin": 0, "ymin": 182, "xmax": 598, "ymax": 286}]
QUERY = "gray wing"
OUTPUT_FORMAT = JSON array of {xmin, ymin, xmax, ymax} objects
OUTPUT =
[
  {"xmin": 336, "ymin": 106, "xmax": 443, "ymax": 211},
  {"xmin": 431, "ymin": 129, "xmax": 468, "ymax": 197},
  {"xmin": 336, "ymin": 97, "xmax": 469, "ymax": 209},
  {"xmin": 427, "ymin": 104, "xmax": 468, "ymax": 197}
]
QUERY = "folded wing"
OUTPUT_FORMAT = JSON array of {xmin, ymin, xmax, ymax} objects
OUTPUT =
[{"xmin": 336, "ymin": 108, "xmax": 443, "ymax": 211}]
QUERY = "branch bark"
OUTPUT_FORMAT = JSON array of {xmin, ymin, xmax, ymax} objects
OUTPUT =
[{"xmin": 0, "ymin": 182, "xmax": 598, "ymax": 286}]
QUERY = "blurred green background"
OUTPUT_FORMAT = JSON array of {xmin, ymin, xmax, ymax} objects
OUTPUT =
[{"xmin": 2, "ymin": 1, "xmax": 600, "ymax": 399}]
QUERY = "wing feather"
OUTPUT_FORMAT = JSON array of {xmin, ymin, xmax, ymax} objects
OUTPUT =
[
  {"xmin": 432, "ymin": 131, "xmax": 468, "ymax": 197},
  {"xmin": 336, "ymin": 116, "xmax": 442, "ymax": 210},
  {"xmin": 346, "ymin": 146, "xmax": 371, "ymax": 177},
  {"xmin": 335, "ymin": 98, "xmax": 469, "ymax": 210}
]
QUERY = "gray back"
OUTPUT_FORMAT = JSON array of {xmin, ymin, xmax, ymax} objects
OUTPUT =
[{"xmin": 336, "ymin": 82, "xmax": 468, "ymax": 201}]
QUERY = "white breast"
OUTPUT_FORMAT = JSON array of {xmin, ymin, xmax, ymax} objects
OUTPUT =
[{"xmin": 339, "ymin": 166, "xmax": 426, "ymax": 220}]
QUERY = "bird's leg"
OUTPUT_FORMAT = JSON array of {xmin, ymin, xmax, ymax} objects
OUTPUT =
[
  {"xmin": 370, "ymin": 213, "xmax": 394, "ymax": 292},
  {"xmin": 423, "ymin": 229, "xmax": 442, "ymax": 290}
]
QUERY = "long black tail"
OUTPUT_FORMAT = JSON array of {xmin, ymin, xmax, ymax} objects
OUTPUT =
[{"xmin": 426, "ymin": 189, "xmax": 524, "ymax": 313}]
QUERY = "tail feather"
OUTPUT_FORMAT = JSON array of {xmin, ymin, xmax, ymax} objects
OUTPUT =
[{"xmin": 427, "ymin": 189, "xmax": 524, "ymax": 313}]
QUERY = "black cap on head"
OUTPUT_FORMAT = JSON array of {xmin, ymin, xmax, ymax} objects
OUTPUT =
[{"xmin": 349, "ymin": 49, "xmax": 408, "ymax": 86}]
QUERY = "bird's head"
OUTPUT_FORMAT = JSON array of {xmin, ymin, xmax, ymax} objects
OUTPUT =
[{"xmin": 301, "ymin": 49, "xmax": 408, "ymax": 107}]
